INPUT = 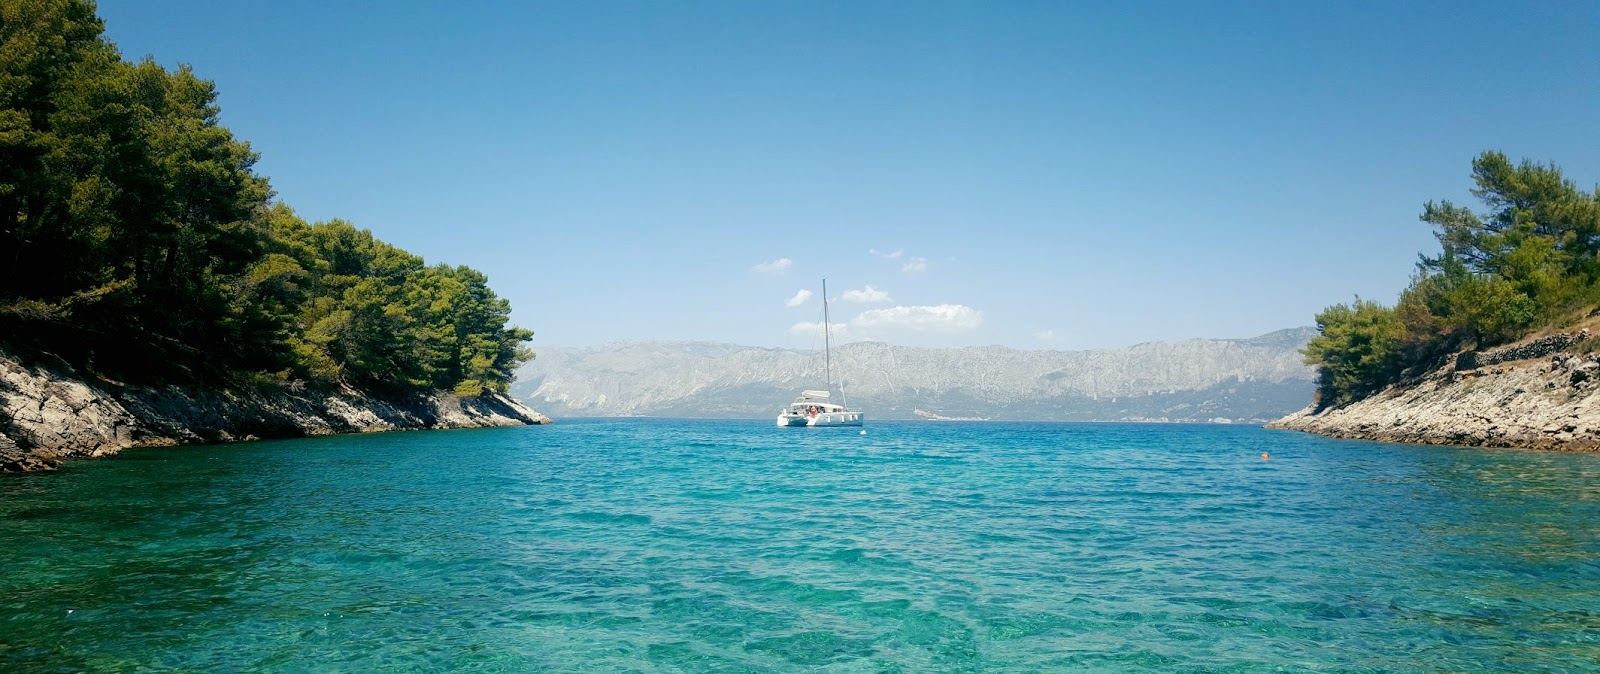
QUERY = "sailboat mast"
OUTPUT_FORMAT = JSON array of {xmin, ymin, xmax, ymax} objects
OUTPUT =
[{"xmin": 822, "ymin": 278, "xmax": 832, "ymax": 394}]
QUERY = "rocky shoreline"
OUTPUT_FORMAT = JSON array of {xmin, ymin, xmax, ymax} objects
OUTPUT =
[
  {"xmin": 1268, "ymin": 330, "xmax": 1600, "ymax": 451},
  {"xmin": 1, "ymin": 349, "xmax": 551, "ymax": 473}
]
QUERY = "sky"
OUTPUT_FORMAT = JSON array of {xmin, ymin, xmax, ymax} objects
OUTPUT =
[{"xmin": 97, "ymin": 1, "xmax": 1600, "ymax": 351}]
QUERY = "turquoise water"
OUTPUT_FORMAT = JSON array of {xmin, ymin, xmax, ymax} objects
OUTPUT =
[{"xmin": 2, "ymin": 420, "xmax": 1598, "ymax": 672}]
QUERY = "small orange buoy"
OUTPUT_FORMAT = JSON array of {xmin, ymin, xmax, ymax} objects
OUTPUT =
[{"xmin": 1261, "ymin": 452, "xmax": 1270, "ymax": 460}]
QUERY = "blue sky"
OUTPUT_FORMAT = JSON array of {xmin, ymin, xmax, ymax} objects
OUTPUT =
[{"xmin": 99, "ymin": 1, "xmax": 1599, "ymax": 350}]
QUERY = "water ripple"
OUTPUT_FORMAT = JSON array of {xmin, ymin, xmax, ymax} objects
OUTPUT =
[{"xmin": 2, "ymin": 420, "xmax": 1598, "ymax": 671}]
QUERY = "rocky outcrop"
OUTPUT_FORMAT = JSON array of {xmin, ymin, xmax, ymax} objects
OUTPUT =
[
  {"xmin": 0, "ymin": 348, "xmax": 551, "ymax": 473},
  {"xmin": 1268, "ymin": 330, "xmax": 1600, "ymax": 451}
]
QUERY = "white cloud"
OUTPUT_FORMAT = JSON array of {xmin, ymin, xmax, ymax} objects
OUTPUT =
[
  {"xmin": 789, "ymin": 321, "xmax": 848, "ymax": 338},
  {"xmin": 839, "ymin": 285, "xmax": 893, "ymax": 303},
  {"xmin": 1036, "ymin": 329, "xmax": 1057, "ymax": 341},
  {"xmin": 901, "ymin": 257, "xmax": 928, "ymax": 273},
  {"xmin": 851, "ymin": 304, "xmax": 983, "ymax": 332},
  {"xmin": 869, "ymin": 248, "xmax": 904, "ymax": 259},
  {"xmin": 752, "ymin": 257, "xmax": 792, "ymax": 274},
  {"xmin": 785, "ymin": 289, "xmax": 813, "ymax": 307}
]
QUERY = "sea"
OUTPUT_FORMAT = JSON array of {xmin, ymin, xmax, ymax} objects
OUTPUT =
[{"xmin": 2, "ymin": 419, "xmax": 1597, "ymax": 672}]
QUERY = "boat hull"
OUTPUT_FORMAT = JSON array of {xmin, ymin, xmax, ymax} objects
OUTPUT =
[
  {"xmin": 776, "ymin": 414, "xmax": 809, "ymax": 427},
  {"xmin": 807, "ymin": 412, "xmax": 864, "ymax": 427}
]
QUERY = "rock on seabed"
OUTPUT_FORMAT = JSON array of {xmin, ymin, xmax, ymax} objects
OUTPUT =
[
  {"xmin": 1268, "ymin": 330, "xmax": 1600, "ymax": 451},
  {"xmin": 0, "ymin": 348, "xmax": 551, "ymax": 473}
]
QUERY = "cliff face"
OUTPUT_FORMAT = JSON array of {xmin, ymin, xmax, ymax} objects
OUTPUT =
[
  {"xmin": 1268, "ymin": 330, "xmax": 1600, "ymax": 451},
  {"xmin": 0, "ymin": 349, "xmax": 551, "ymax": 473}
]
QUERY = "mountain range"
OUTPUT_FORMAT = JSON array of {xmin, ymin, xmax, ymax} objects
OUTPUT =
[{"xmin": 512, "ymin": 328, "xmax": 1318, "ymax": 423}]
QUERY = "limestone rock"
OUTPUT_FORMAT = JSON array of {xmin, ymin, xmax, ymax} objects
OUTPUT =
[
  {"xmin": 1269, "ymin": 329, "xmax": 1600, "ymax": 452},
  {"xmin": 0, "ymin": 347, "xmax": 550, "ymax": 473}
]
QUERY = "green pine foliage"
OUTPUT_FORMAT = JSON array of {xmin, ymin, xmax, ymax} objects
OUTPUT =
[
  {"xmin": 1306, "ymin": 152, "xmax": 1600, "ymax": 407},
  {"xmin": 0, "ymin": 0, "xmax": 532, "ymax": 393},
  {"xmin": 1303, "ymin": 299, "xmax": 1408, "ymax": 407}
]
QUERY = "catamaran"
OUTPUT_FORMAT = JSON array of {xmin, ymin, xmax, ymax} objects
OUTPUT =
[{"xmin": 777, "ymin": 279, "xmax": 864, "ymax": 427}]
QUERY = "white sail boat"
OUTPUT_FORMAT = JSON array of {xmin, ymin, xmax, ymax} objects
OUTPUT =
[{"xmin": 777, "ymin": 279, "xmax": 864, "ymax": 427}]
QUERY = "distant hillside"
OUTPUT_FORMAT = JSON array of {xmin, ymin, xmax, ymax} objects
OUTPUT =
[{"xmin": 514, "ymin": 328, "xmax": 1317, "ymax": 422}]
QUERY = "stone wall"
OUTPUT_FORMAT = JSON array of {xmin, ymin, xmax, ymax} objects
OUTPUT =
[{"xmin": 1455, "ymin": 329, "xmax": 1590, "ymax": 371}]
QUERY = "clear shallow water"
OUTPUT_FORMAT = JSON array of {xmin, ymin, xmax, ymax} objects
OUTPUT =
[{"xmin": 2, "ymin": 420, "xmax": 1598, "ymax": 672}]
